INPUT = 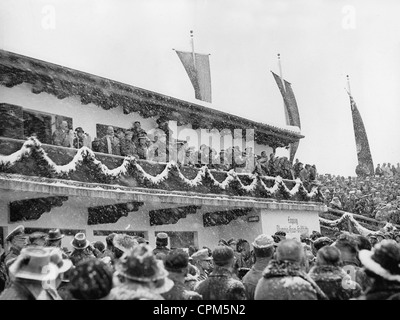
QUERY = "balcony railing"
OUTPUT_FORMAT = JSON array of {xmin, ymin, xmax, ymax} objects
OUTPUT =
[{"xmin": 0, "ymin": 136, "xmax": 324, "ymax": 202}]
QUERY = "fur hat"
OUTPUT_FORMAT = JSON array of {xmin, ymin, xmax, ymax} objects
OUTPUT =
[
  {"xmin": 156, "ymin": 232, "xmax": 168, "ymax": 247},
  {"xmin": 359, "ymin": 240, "xmax": 400, "ymax": 282},
  {"xmin": 115, "ymin": 244, "xmax": 173, "ymax": 294},
  {"xmin": 252, "ymin": 234, "xmax": 275, "ymax": 249},
  {"xmin": 276, "ymin": 239, "xmax": 304, "ymax": 263},
  {"xmin": 70, "ymin": 259, "xmax": 114, "ymax": 300},
  {"xmin": 113, "ymin": 234, "xmax": 139, "ymax": 254},
  {"xmin": 27, "ymin": 232, "xmax": 47, "ymax": 247},
  {"xmin": 317, "ymin": 246, "xmax": 342, "ymax": 266},
  {"xmin": 164, "ymin": 249, "xmax": 189, "ymax": 273},
  {"xmin": 212, "ymin": 246, "xmax": 234, "ymax": 266},
  {"xmin": 313, "ymin": 236, "xmax": 334, "ymax": 251}
]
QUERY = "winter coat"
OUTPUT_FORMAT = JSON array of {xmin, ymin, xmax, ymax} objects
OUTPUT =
[
  {"xmin": 52, "ymin": 128, "xmax": 71, "ymax": 147},
  {"xmin": 99, "ymin": 135, "xmax": 121, "ymax": 155},
  {"xmin": 161, "ymin": 273, "xmax": 202, "ymax": 300},
  {"xmin": 355, "ymin": 278, "xmax": 400, "ymax": 300},
  {"xmin": 69, "ymin": 249, "xmax": 95, "ymax": 266},
  {"xmin": 0, "ymin": 280, "xmax": 62, "ymax": 300},
  {"xmin": 109, "ymin": 284, "xmax": 165, "ymax": 300},
  {"xmin": 254, "ymin": 260, "xmax": 328, "ymax": 300},
  {"xmin": 342, "ymin": 260, "xmax": 373, "ymax": 292},
  {"xmin": 194, "ymin": 267, "xmax": 246, "ymax": 300},
  {"xmin": 308, "ymin": 265, "xmax": 362, "ymax": 300},
  {"xmin": 242, "ymin": 258, "xmax": 270, "ymax": 300}
]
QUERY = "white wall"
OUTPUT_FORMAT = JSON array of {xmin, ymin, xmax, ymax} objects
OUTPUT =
[
  {"xmin": 0, "ymin": 84, "xmax": 274, "ymax": 157},
  {"xmin": 260, "ymin": 209, "xmax": 321, "ymax": 241}
]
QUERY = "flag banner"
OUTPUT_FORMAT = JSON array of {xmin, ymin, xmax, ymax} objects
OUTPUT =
[
  {"xmin": 271, "ymin": 71, "xmax": 301, "ymax": 162},
  {"xmin": 176, "ymin": 50, "xmax": 212, "ymax": 103},
  {"xmin": 271, "ymin": 72, "xmax": 301, "ymax": 128},
  {"xmin": 347, "ymin": 92, "xmax": 374, "ymax": 174}
]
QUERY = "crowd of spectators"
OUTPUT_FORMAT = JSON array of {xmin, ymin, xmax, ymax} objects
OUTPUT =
[
  {"xmin": 319, "ymin": 164, "xmax": 400, "ymax": 224},
  {"xmin": 1, "ymin": 226, "xmax": 400, "ymax": 300},
  {"xmin": 50, "ymin": 120, "xmax": 319, "ymax": 182}
]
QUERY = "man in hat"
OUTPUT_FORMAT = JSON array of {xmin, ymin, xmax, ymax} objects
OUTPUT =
[
  {"xmin": 26, "ymin": 232, "xmax": 47, "ymax": 247},
  {"xmin": 254, "ymin": 239, "xmax": 328, "ymax": 300},
  {"xmin": 4, "ymin": 225, "xmax": 27, "ymax": 268},
  {"xmin": 333, "ymin": 232, "xmax": 372, "ymax": 292},
  {"xmin": 0, "ymin": 247, "xmax": 63, "ymax": 300},
  {"xmin": 120, "ymin": 129, "xmax": 138, "ymax": 157},
  {"xmin": 194, "ymin": 246, "xmax": 246, "ymax": 300},
  {"xmin": 152, "ymin": 232, "xmax": 170, "ymax": 260},
  {"xmin": 357, "ymin": 240, "xmax": 400, "ymax": 300},
  {"xmin": 103, "ymin": 233, "xmax": 116, "ymax": 262},
  {"xmin": 308, "ymin": 245, "xmax": 361, "ymax": 300},
  {"xmin": 112, "ymin": 234, "xmax": 139, "ymax": 259},
  {"xmin": 69, "ymin": 259, "xmax": 113, "ymax": 300},
  {"xmin": 73, "ymin": 126, "xmax": 91, "ymax": 149},
  {"xmin": 69, "ymin": 233, "xmax": 95, "ymax": 266},
  {"xmin": 242, "ymin": 234, "xmax": 275, "ymax": 300},
  {"xmin": 161, "ymin": 249, "xmax": 202, "ymax": 300},
  {"xmin": 45, "ymin": 229, "xmax": 64, "ymax": 248},
  {"xmin": 110, "ymin": 244, "xmax": 174, "ymax": 300},
  {"xmin": 191, "ymin": 248, "xmax": 213, "ymax": 282}
]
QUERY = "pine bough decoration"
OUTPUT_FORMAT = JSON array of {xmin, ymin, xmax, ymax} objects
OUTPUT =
[{"xmin": 0, "ymin": 137, "xmax": 322, "ymax": 201}]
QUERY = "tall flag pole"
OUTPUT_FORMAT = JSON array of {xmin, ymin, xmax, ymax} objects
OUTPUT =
[
  {"xmin": 346, "ymin": 75, "xmax": 374, "ymax": 175},
  {"xmin": 347, "ymin": 74, "xmax": 352, "ymax": 95},
  {"xmin": 174, "ymin": 31, "xmax": 212, "ymax": 103},
  {"xmin": 190, "ymin": 30, "xmax": 196, "ymax": 72}
]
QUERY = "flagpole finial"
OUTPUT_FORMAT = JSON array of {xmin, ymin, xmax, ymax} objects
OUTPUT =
[{"xmin": 190, "ymin": 30, "xmax": 193, "ymax": 37}]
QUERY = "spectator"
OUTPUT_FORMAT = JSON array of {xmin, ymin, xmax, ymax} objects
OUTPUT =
[
  {"xmin": 112, "ymin": 234, "xmax": 139, "ymax": 260},
  {"xmin": 103, "ymin": 233, "xmax": 116, "ymax": 262},
  {"xmin": 152, "ymin": 233, "xmax": 170, "ymax": 260},
  {"xmin": 110, "ymin": 244, "xmax": 174, "ymax": 300},
  {"xmin": 293, "ymin": 158, "xmax": 302, "ymax": 179},
  {"xmin": 254, "ymin": 239, "xmax": 328, "ymax": 300},
  {"xmin": 242, "ymin": 234, "xmax": 275, "ymax": 300},
  {"xmin": 0, "ymin": 247, "xmax": 62, "ymax": 300},
  {"xmin": 99, "ymin": 126, "xmax": 121, "ymax": 155},
  {"xmin": 148, "ymin": 132, "xmax": 167, "ymax": 162},
  {"xmin": 191, "ymin": 249, "xmax": 213, "ymax": 282},
  {"xmin": 136, "ymin": 133, "xmax": 149, "ymax": 159},
  {"xmin": 332, "ymin": 232, "xmax": 372, "ymax": 292},
  {"xmin": 256, "ymin": 151, "xmax": 269, "ymax": 175},
  {"xmin": 52, "ymin": 120, "xmax": 71, "ymax": 147},
  {"xmin": 69, "ymin": 259, "xmax": 113, "ymax": 300},
  {"xmin": 131, "ymin": 121, "xmax": 147, "ymax": 146},
  {"xmin": 120, "ymin": 129, "xmax": 138, "ymax": 157},
  {"xmin": 161, "ymin": 249, "xmax": 202, "ymax": 300},
  {"xmin": 26, "ymin": 232, "xmax": 47, "ymax": 247},
  {"xmin": 194, "ymin": 246, "xmax": 246, "ymax": 300},
  {"xmin": 4, "ymin": 225, "xmax": 27, "ymax": 269},
  {"xmin": 44, "ymin": 229, "xmax": 64, "ymax": 248},
  {"xmin": 357, "ymin": 240, "xmax": 400, "ymax": 300},
  {"xmin": 375, "ymin": 163, "xmax": 383, "ymax": 177},
  {"xmin": 308, "ymin": 246, "xmax": 361, "ymax": 300},
  {"xmin": 73, "ymin": 127, "xmax": 91, "ymax": 149},
  {"xmin": 69, "ymin": 233, "xmax": 95, "ymax": 266}
]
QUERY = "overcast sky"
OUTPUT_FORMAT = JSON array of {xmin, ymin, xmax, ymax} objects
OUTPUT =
[{"xmin": 1, "ymin": 0, "xmax": 400, "ymax": 177}]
